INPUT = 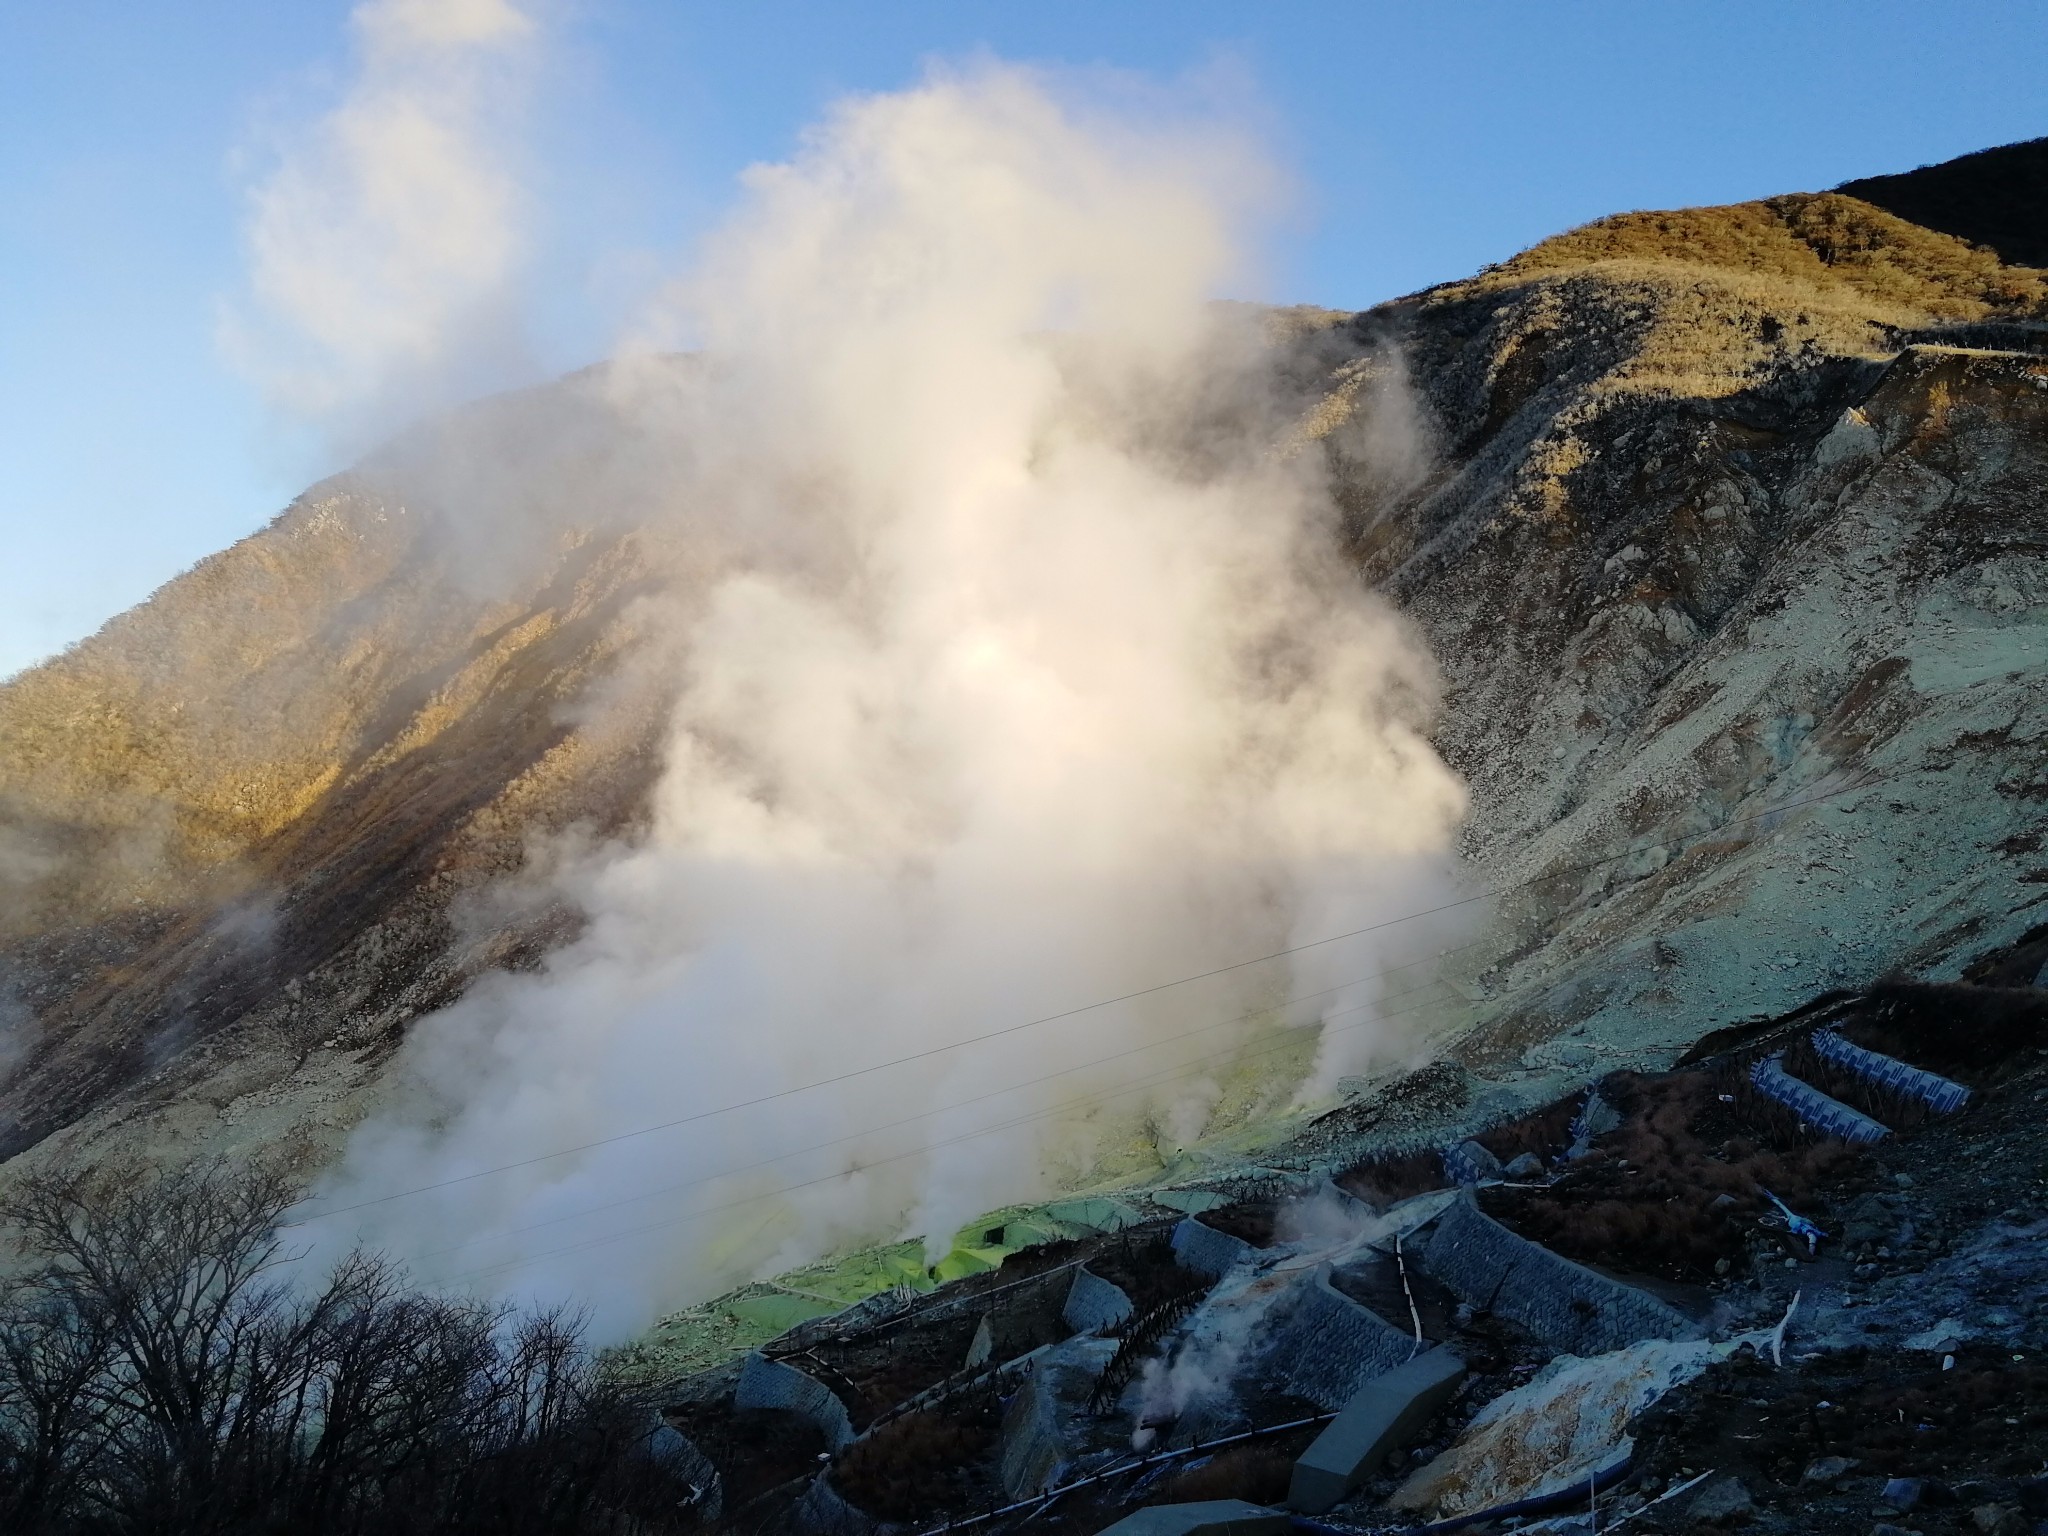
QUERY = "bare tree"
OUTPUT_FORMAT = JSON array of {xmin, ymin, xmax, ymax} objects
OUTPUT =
[{"xmin": 0, "ymin": 1160, "xmax": 697, "ymax": 1536}]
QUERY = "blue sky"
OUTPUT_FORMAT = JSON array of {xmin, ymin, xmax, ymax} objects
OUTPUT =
[{"xmin": 2, "ymin": 0, "xmax": 2043, "ymax": 680}]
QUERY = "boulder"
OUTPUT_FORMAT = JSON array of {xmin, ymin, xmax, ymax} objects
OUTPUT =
[{"xmin": 1686, "ymin": 1475, "xmax": 1754, "ymax": 1524}]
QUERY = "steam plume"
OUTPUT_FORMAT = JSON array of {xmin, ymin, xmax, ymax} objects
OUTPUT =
[
  {"xmin": 223, "ymin": 0, "xmax": 537, "ymax": 443},
  {"xmin": 309, "ymin": 63, "xmax": 1466, "ymax": 1336}
]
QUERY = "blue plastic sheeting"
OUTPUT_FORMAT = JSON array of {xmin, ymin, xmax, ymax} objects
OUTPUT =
[
  {"xmin": 1749, "ymin": 1053, "xmax": 1891, "ymax": 1143},
  {"xmin": 1811, "ymin": 1030, "xmax": 1971, "ymax": 1114},
  {"xmin": 1441, "ymin": 1141, "xmax": 1502, "ymax": 1187}
]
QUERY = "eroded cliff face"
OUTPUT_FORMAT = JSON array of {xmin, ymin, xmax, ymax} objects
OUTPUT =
[
  {"xmin": 1309, "ymin": 192, "xmax": 2048, "ymax": 1079},
  {"xmin": 1, "ymin": 175, "xmax": 2043, "ymax": 1192}
]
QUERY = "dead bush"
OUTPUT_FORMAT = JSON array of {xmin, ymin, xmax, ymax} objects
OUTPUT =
[
  {"xmin": 829, "ymin": 1388, "xmax": 1001, "ymax": 1522},
  {"xmin": 1482, "ymin": 1070, "xmax": 1869, "ymax": 1280},
  {"xmin": 1335, "ymin": 1148, "xmax": 1448, "ymax": 1208},
  {"xmin": 1842, "ymin": 981, "xmax": 2048, "ymax": 1085},
  {"xmin": 0, "ymin": 1160, "xmax": 691, "ymax": 1536}
]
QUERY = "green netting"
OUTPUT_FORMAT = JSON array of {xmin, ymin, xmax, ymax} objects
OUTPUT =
[
  {"xmin": 930, "ymin": 1244, "xmax": 1012, "ymax": 1283},
  {"xmin": 998, "ymin": 1218, "xmax": 1070, "ymax": 1249},
  {"xmin": 1152, "ymin": 1188, "xmax": 1231, "ymax": 1214},
  {"xmin": 724, "ymin": 1291, "xmax": 841, "ymax": 1333},
  {"xmin": 780, "ymin": 1242, "xmax": 932, "ymax": 1303},
  {"xmin": 1043, "ymin": 1196, "xmax": 1145, "ymax": 1233}
]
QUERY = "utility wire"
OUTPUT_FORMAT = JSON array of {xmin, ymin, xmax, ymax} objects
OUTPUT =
[
  {"xmin": 287, "ymin": 943, "xmax": 1467, "ymax": 1235},
  {"xmin": 402, "ymin": 959, "xmax": 1465, "ymax": 1260},
  {"xmin": 299, "ymin": 765, "xmax": 1893, "ymax": 1227},
  {"xmin": 437, "ymin": 749, "xmax": 1890, "ymax": 1284},
  {"xmin": 444, "ymin": 984, "xmax": 1436, "ymax": 1284}
]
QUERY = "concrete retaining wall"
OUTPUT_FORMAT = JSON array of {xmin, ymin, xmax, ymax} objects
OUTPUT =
[
  {"xmin": 1813, "ymin": 1030, "xmax": 1970, "ymax": 1114},
  {"xmin": 735, "ymin": 1351, "xmax": 855, "ymax": 1451},
  {"xmin": 1287, "ymin": 1346, "xmax": 1466, "ymax": 1513},
  {"xmin": 1750, "ymin": 1053, "xmax": 1890, "ymax": 1142},
  {"xmin": 998, "ymin": 1337, "xmax": 1119, "ymax": 1497},
  {"xmin": 648, "ymin": 1424, "xmax": 723, "ymax": 1522},
  {"xmin": 1095, "ymin": 1500, "xmax": 1291, "ymax": 1536},
  {"xmin": 1421, "ymin": 1195, "xmax": 1697, "ymax": 1356},
  {"xmin": 1171, "ymin": 1216, "xmax": 1256, "ymax": 1280},
  {"xmin": 1442, "ymin": 1141, "xmax": 1502, "ymax": 1187},
  {"xmin": 1254, "ymin": 1264, "xmax": 1416, "ymax": 1411},
  {"xmin": 1062, "ymin": 1265, "xmax": 1136, "ymax": 1335},
  {"xmin": 793, "ymin": 1471, "xmax": 888, "ymax": 1536}
]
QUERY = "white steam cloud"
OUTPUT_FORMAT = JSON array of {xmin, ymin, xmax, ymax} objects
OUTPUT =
[
  {"xmin": 223, "ymin": 0, "xmax": 537, "ymax": 441},
  {"xmin": 305, "ymin": 64, "xmax": 1467, "ymax": 1337}
]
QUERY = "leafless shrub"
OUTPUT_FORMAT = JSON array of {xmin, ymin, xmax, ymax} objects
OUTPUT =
[{"xmin": 0, "ymin": 1159, "xmax": 694, "ymax": 1535}]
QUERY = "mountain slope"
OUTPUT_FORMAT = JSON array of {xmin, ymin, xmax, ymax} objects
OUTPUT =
[
  {"xmin": 1838, "ymin": 134, "xmax": 2048, "ymax": 269},
  {"xmin": 2, "ymin": 142, "xmax": 2044, "ymax": 1211}
]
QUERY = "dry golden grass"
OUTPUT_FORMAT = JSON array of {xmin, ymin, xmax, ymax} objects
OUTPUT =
[{"xmin": 1496, "ymin": 193, "xmax": 2046, "ymax": 320}]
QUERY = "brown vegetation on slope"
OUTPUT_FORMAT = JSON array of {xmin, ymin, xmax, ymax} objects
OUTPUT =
[
  {"xmin": 1840, "ymin": 135, "xmax": 2048, "ymax": 269},
  {"xmin": 1500, "ymin": 192, "xmax": 2046, "ymax": 319}
]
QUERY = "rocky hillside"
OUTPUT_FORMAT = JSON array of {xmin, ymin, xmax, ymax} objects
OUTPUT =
[
  {"xmin": 2, "ymin": 143, "xmax": 2045, "ymax": 1209},
  {"xmin": 1326, "ymin": 185, "xmax": 2048, "ymax": 1083}
]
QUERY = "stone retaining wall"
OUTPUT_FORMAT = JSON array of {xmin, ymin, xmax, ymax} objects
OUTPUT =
[
  {"xmin": 736, "ymin": 1351, "xmax": 855, "ymax": 1450},
  {"xmin": 998, "ymin": 1337, "xmax": 1119, "ymax": 1497},
  {"xmin": 1421, "ymin": 1195, "xmax": 1697, "ymax": 1356},
  {"xmin": 1254, "ymin": 1265, "xmax": 1416, "ymax": 1410},
  {"xmin": 1813, "ymin": 1030, "xmax": 1970, "ymax": 1114},
  {"xmin": 793, "ymin": 1470, "xmax": 888, "ymax": 1535},
  {"xmin": 1171, "ymin": 1216, "xmax": 1256, "ymax": 1279},
  {"xmin": 648, "ymin": 1424, "xmax": 723, "ymax": 1522},
  {"xmin": 1063, "ymin": 1265, "xmax": 1136, "ymax": 1335}
]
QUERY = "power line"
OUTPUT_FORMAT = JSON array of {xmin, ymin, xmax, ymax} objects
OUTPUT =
[
  {"xmin": 403, "ymin": 959, "xmax": 1465, "ymax": 1260},
  {"xmin": 299, "ymin": 765, "xmax": 1893, "ymax": 1227},
  {"xmin": 445, "ymin": 980, "xmax": 1454, "ymax": 1284}
]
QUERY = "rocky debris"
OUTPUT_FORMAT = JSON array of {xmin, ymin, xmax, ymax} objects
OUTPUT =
[
  {"xmin": 1385, "ymin": 1337, "xmax": 1721, "ymax": 1520},
  {"xmin": 1802, "ymin": 1452, "xmax": 1860, "ymax": 1484},
  {"xmin": 1687, "ymin": 1473, "xmax": 1756, "ymax": 1523}
]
